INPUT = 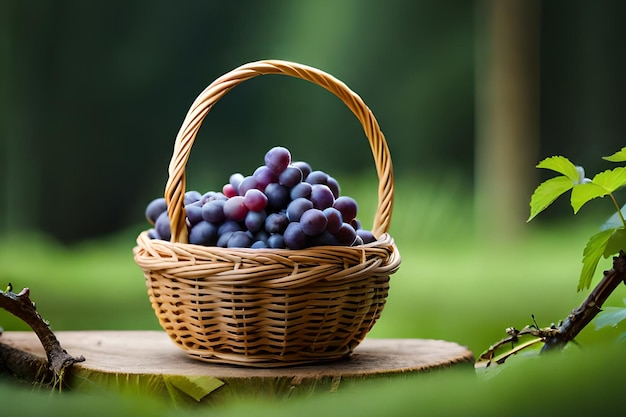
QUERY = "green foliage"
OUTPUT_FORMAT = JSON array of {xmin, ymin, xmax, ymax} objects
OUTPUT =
[
  {"xmin": 595, "ymin": 299, "xmax": 626, "ymax": 330},
  {"xmin": 536, "ymin": 155, "xmax": 581, "ymax": 181},
  {"xmin": 528, "ymin": 156, "xmax": 580, "ymax": 221},
  {"xmin": 527, "ymin": 176, "xmax": 575, "ymax": 222},
  {"xmin": 570, "ymin": 167, "xmax": 626, "ymax": 213},
  {"xmin": 602, "ymin": 146, "xmax": 626, "ymax": 162},
  {"xmin": 529, "ymin": 149, "xmax": 626, "ymax": 290},
  {"xmin": 579, "ymin": 229, "xmax": 615, "ymax": 291},
  {"xmin": 594, "ymin": 298, "xmax": 626, "ymax": 342}
]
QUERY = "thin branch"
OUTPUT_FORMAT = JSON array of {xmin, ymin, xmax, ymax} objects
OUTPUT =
[
  {"xmin": 478, "ymin": 251, "xmax": 626, "ymax": 367},
  {"xmin": 542, "ymin": 250, "xmax": 626, "ymax": 351},
  {"xmin": 477, "ymin": 325, "xmax": 557, "ymax": 368},
  {"xmin": 0, "ymin": 284, "xmax": 85, "ymax": 383}
]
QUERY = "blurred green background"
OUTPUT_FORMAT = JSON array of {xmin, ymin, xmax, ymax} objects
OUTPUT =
[{"xmin": 1, "ymin": 0, "xmax": 626, "ymax": 414}]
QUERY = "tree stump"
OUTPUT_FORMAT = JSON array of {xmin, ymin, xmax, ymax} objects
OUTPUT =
[{"xmin": 0, "ymin": 331, "xmax": 474, "ymax": 405}]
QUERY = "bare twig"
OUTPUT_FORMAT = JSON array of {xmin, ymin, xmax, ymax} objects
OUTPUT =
[
  {"xmin": 0, "ymin": 284, "xmax": 85, "ymax": 384},
  {"xmin": 476, "ymin": 325, "xmax": 556, "ymax": 368}
]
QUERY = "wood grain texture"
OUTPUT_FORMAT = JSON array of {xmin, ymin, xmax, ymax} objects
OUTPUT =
[{"xmin": 1, "ymin": 331, "xmax": 474, "ymax": 403}]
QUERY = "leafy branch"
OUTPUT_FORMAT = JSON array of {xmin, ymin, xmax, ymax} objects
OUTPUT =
[
  {"xmin": 528, "ymin": 147, "xmax": 626, "ymax": 291},
  {"xmin": 479, "ymin": 147, "xmax": 626, "ymax": 368}
]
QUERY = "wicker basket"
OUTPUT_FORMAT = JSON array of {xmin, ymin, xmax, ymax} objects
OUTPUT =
[{"xmin": 133, "ymin": 59, "xmax": 401, "ymax": 367}]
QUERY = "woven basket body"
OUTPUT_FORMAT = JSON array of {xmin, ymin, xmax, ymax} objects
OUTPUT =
[{"xmin": 134, "ymin": 60, "xmax": 401, "ymax": 367}]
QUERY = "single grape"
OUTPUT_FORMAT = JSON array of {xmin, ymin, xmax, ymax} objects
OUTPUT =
[
  {"xmin": 356, "ymin": 229, "xmax": 376, "ymax": 244},
  {"xmin": 223, "ymin": 195, "xmax": 248, "ymax": 221},
  {"xmin": 222, "ymin": 183, "xmax": 238, "ymax": 198},
  {"xmin": 352, "ymin": 235, "xmax": 364, "ymax": 246},
  {"xmin": 326, "ymin": 176, "xmax": 340, "ymax": 198},
  {"xmin": 322, "ymin": 207, "xmax": 343, "ymax": 234},
  {"xmin": 218, "ymin": 220, "xmax": 243, "ymax": 236},
  {"xmin": 238, "ymin": 175, "xmax": 258, "ymax": 196},
  {"xmin": 184, "ymin": 190, "xmax": 202, "ymax": 205},
  {"xmin": 334, "ymin": 222, "xmax": 357, "ymax": 246},
  {"xmin": 251, "ymin": 240, "xmax": 268, "ymax": 249},
  {"xmin": 227, "ymin": 231, "xmax": 253, "ymax": 248},
  {"xmin": 283, "ymin": 222, "xmax": 307, "ymax": 249},
  {"xmin": 351, "ymin": 218, "xmax": 362, "ymax": 230},
  {"xmin": 292, "ymin": 161, "xmax": 312, "ymax": 179},
  {"xmin": 189, "ymin": 221, "xmax": 218, "ymax": 246},
  {"xmin": 267, "ymin": 233, "xmax": 285, "ymax": 249},
  {"xmin": 333, "ymin": 196, "xmax": 358, "ymax": 223},
  {"xmin": 229, "ymin": 173, "xmax": 244, "ymax": 190},
  {"xmin": 305, "ymin": 170, "xmax": 328, "ymax": 185},
  {"xmin": 244, "ymin": 188, "xmax": 268, "ymax": 211},
  {"xmin": 253, "ymin": 165, "xmax": 278, "ymax": 191},
  {"xmin": 147, "ymin": 228, "xmax": 160, "ymax": 239},
  {"xmin": 185, "ymin": 201, "xmax": 203, "ymax": 225},
  {"xmin": 264, "ymin": 146, "xmax": 291, "ymax": 175},
  {"xmin": 300, "ymin": 208, "xmax": 328, "ymax": 236},
  {"xmin": 145, "ymin": 197, "xmax": 167, "ymax": 225},
  {"xmin": 278, "ymin": 165, "xmax": 303, "ymax": 187},
  {"xmin": 265, "ymin": 211, "xmax": 289, "ymax": 234},
  {"xmin": 286, "ymin": 197, "xmax": 314, "ymax": 222},
  {"xmin": 290, "ymin": 182, "xmax": 312, "ymax": 200},
  {"xmin": 264, "ymin": 183, "xmax": 290, "ymax": 211},
  {"xmin": 202, "ymin": 199, "xmax": 226, "ymax": 223},
  {"xmin": 310, "ymin": 184, "xmax": 335, "ymax": 209},
  {"xmin": 245, "ymin": 210, "xmax": 267, "ymax": 233},
  {"xmin": 155, "ymin": 211, "xmax": 171, "ymax": 241}
]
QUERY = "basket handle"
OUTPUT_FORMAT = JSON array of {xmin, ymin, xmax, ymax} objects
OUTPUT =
[{"xmin": 165, "ymin": 59, "xmax": 394, "ymax": 244}]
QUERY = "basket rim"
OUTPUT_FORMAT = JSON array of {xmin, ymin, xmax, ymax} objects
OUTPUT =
[
  {"xmin": 163, "ymin": 59, "xmax": 395, "ymax": 244},
  {"xmin": 133, "ymin": 229, "xmax": 401, "ymax": 288}
]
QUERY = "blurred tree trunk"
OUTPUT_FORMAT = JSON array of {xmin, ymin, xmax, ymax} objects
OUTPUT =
[{"xmin": 474, "ymin": 0, "xmax": 541, "ymax": 242}]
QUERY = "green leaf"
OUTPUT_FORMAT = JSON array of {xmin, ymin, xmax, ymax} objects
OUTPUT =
[
  {"xmin": 603, "ymin": 147, "xmax": 626, "ymax": 162},
  {"xmin": 601, "ymin": 203, "xmax": 626, "ymax": 230},
  {"xmin": 590, "ymin": 167, "xmax": 626, "ymax": 193},
  {"xmin": 536, "ymin": 156, "xmax": 580, "ymax": 182},
  {"xmin": 527, "ymin": 176, "xmax": 574, "ymax": 222},
  {"xmin": 578, "ymin": 228, "xmax": 615, "ymax": 291},
  {"xmin": 570, "ymin": 182, "xmax": 608, "ymax": 214},
  {"xmin": 163, "ymin": 375, "xmax": 224, "ymax": 402},
  {"xmin": 603, "ymin": 227, "xmax": 626, "ymax": 257},
  {"xmin": 594, "ymin": 306, "xmax": 626, "ymax": 330}
]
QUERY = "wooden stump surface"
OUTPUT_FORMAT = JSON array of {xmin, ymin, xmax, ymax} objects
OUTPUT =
[{"xmin": 1, "ymin": 331, "xmax": 474, "ymax": 404}]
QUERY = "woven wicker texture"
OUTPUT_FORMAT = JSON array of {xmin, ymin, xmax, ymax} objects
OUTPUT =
[{"xmin": 134, "ymin": 60, "xmax": 401, "ymax": 367}]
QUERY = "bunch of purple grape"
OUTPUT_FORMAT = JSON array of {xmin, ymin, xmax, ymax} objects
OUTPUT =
[{"xmin": 144, "ymin": 146, "xmax": 376, "ymax": 249}]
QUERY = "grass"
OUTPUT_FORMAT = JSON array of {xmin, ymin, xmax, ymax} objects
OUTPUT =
[{"xmin": 0, "ymin": 174, "xmax": 624, "ymax": 414}]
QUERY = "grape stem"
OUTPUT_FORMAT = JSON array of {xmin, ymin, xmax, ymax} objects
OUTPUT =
[{"xmin": 0, "ymin": 285, "xmax": 85, "ymax": 386}]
